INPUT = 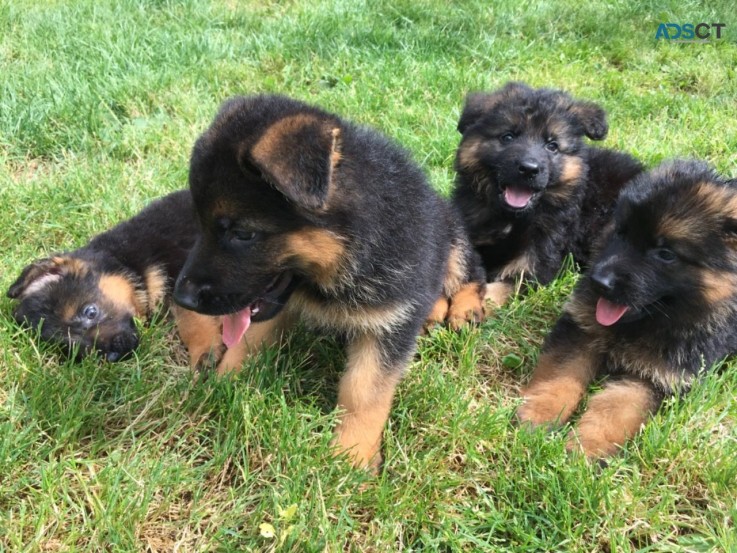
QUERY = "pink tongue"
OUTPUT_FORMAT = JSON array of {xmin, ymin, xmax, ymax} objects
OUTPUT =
[
  {"xmin": 222, "ymin": 307, "xmax": 252, "ymax": 348},
  {"xmin": 504, "ymin": 186, "xmax": 534, "ymax": 208},
  {"xmin": 596, "ymin": 297, "xmax": 629, "ymax": 326}
]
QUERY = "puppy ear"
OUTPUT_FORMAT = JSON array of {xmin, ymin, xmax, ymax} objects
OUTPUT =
[
  {"xmin": 569, "ymin": 100, "xmax": 608, "ymax": 140},
  {"xmin": 458, "ymin": 82, "xmax": 531, "ymax": 134},
  {"xmin": 723, "ymin": 217, "xmax": 737, "ymax": 239},
  {"xmin": 248, "ymin": 114, "xmax": 342, "ymax": 210},
  {"xmin": 7, "ymin": 257, "xmax": 65, "ymax": 299}
]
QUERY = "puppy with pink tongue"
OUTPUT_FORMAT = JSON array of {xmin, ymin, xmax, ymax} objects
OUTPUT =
[{"xmin": 517, "ymin": 160, "xmax": 737, "ymax": 459}]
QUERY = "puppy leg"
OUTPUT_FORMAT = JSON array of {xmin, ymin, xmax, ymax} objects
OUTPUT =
[
  {"xmin": 484, "ymin": 281, "xmax": 514, "ymax": 308},
  {"xmin": 447, "ymin": 281, "xmax": 486, "ymax": 330},
  {"xmin": 567, "ymin": 377, "xmax": 661, "ymax": 458},
  {"xmin": 332, "ymin": 333, "xmax": 402, "ymax": 471},
  {"xmin": 517, "ymin": 348, "xmax": 597, "ymax": 427},
  {"xmin": 436, "ymin": 242, "xmax": 486, "ymax": 329},
  {"xmin": 173, "ymin": 306, "xmax": 225, "ymax": 372},
  {"xmin": 424, "ymin": 297, "xmax": 450, "ymax": 329},
  {"xmin": 517, "ymin": 316, "xmax": 601, "ymax": 427}
]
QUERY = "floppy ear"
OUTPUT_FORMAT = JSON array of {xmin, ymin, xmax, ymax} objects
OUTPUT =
[
  {"xmin": 457, "ymin": 82, "xmax": 531, "ymax": 134},
  {"xmin": 7, "ymin": 257, "xmax": 65, "ymax": 299},
  {"xmin": 569, "ymin": 100, "xmax": 608, "ymax": 140},
  {"xmin": 248, "ymin": 114, "xmax": 342, "ymax": 211}
]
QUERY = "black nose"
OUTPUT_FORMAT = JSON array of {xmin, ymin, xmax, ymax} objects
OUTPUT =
[
  {"xmin": 590, "ymin": 266, "xmax": 617, "ymax": 292},
  {"xmin": 105, "ymin": 332, "xmax": 139, "ymax": 362},
  {"xmin": 173, "ymin": 275, "xmax": 209, "ymax": 310},
  {"xmin": 518, "ymin": 160, "xmax": 540, "ymax": 177}
]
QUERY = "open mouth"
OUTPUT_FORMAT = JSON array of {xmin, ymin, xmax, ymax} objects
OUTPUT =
[
  {"xmin": 221, "ymin": 271, "xmax": 295, "ymax": 348},
  {"xmin": 595, "ymin": 297, "xmax": 630, "ymax": 326},
  {"xmin": 502, "ymin": 185, "xmax": 536, "ymax": 209}
]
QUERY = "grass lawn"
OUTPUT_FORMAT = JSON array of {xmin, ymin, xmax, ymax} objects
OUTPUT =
[{"xmin": 1, "ymin": 0, "xmax": 736, "ymax": 551}]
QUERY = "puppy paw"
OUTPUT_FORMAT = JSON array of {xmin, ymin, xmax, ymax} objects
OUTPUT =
[
  {"xmin": 423, "ymin": 297, "xmax": 450, "ymax": 332},
  {"xmin": 447, "ymin": 282, "xmax": 486, "ymax": 330},
  {"xmin": 193, "ymin": 343, "xmax": 227, "ymax": 376},
  {"xmin": 516, "ymin": 395, "xmax": 570, "ymax": 429}
]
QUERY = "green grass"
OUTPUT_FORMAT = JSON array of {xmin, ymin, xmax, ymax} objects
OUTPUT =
[{"xmin": 1, "ymin": 0, "xmax": 736, "ymax": 550}]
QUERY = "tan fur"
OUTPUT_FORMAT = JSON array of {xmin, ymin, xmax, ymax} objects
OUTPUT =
[
  {"xmin": 457, "ymin": 137, "xmax": 484, "ymax": 172},
  {"xmin": 252, "ymin": 114, "xmax": 322, "ymax": 167},
  {"xmin": 447, "ymin": 282, "xmax": 485, "ymax": 330},
  {"xmin": 143, "ymin": 265, "xmax": 168, "ymax": 310},
  {"xmin": 426, "ymin": 297, "xmax": 449, "ymax": 327},
  {"xmin": 52, "ymin": 256, "xmax": 88, "ymax": 276},
  {"xmin": 291, "ymin": 291, "xmax": 413, "ymax": 336},
  {"xmin": 216, "ymin": 310, "xmax": 291, "ymax": 375},
  {"xmin": 517, "ymin": 350, "xmax": 597, "ymax": 426},
  {"xmin": 499, "ymin": 252, "xmax": 533, "ymax": 281},
  {"xmin": 559, "ymin": 156, "xmax": 584, "ymax": 184},
  {"xmin": 61, "ymin": 303, "xmax": 77, "ymax": 322},
  {"xmin": 99, "ymin": 274, "xmax": 142, "ymax": 314},
  {"xmin": 608, "ymin": 347, "xmax": 693, "ymax": 395},
  {"xmin": 700, "ymin": 269, "xmax": 737, "ymax": 304},
  {"xmin": 173, "ymin": 307, "xmax": 224, "ymax": 371},
  {"xmin": 174, "ymin": 306, "xmax": 290, "ymax": 375},
  {"xmin": 328, "ymin": 127, "xmax": 343, "ymax": 185},
  {"xmin": 443, "ymin": 245, "xmax": 467, "ymax": 297},
  {"xmin": 484, "ymin": 281, "xmax": 514, "ymax": 307},
  {"xmin": 282, "ymin": 228, "xmax": 346, "ymax": 288},
  {"xmin": 567, "ymin": 378, "xmax": 657, "ymax": 458},
  {"xmin": 251, "ymin": 114, "xmax": 342, "ymax": 208},
  {"xmin": 332, "ymin": 334, "xmax": 400, "ymax": 470}
]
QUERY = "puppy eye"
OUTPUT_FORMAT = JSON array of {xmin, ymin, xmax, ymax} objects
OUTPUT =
[
  {"xmin": 82, "ymin": 304, "xmax": 99, "ymax": 320},
  {"xmin": 545, "ymin": 140, "xmax": 559, "ymax": 153},
  {"xmin": 652, "ymin": 248, "xmax": 677, "ymax": 263},
  {"xmin": 231, "ymin": 229, "xmax": 258, "ymax": 243},
  {"xmin": 499, "ymin": 132, "xmax": 515, "ymax": 144}
]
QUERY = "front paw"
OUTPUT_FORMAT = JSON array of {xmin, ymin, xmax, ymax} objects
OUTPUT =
[
  {"xmin": 193, "ymin": 343, "xmax": 227, "ymax": 376},
  {"xmin": 516, "ymin": 391, "xmax": 576, "ymax": 429},
  {"xmin": 447, "ymin": 282, "xmax": 486, "ymax": 330}
]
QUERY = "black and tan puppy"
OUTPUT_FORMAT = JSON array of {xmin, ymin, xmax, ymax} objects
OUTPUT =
[
  {"xmin": 517, "ymin": 160, "xmax": 737, "ymax": 458},
  {"xmin": 7, "ymin": 191, "xmax": 197, "ymax": 361},
  {"xmin": 8, "ymin": 188, "xmax": 269, "ymax": 371},
  {"xmin": 173, "ymin": 94, "xmax": 484, "ymax": 469},
  {"xmin": 453, "ymin": 82, "xmax": 643, "ymax": 306}
]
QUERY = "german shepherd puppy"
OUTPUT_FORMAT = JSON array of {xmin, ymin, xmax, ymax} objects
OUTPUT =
[
  {"xmin": 453, "ymin": 82, "xmax": 643, "ymax": 306},
  {"xmin": 517, "ymin": 160, "xmax": 737, "ymax": 458},
  {"xmin": 7, "ymin": 191, "xmax": 197, "ymax": 361},
  {"xmin": 173, "ymin": 94, "xmax": 485, "ymax": 469}
]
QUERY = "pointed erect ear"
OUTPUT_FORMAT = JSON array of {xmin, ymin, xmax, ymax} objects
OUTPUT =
[
  {"xmin": 6, "ymin": 257, "xmax": 67, "ymax": 299},
  {"xmin": 568, "ymin": 100, "xmax": 608, "ymax": 141},
  {"xmin": 247, "ymin": 114, "xmax": 342, "ymax": 211},
  {"xmin": 457, "ymin": 82, "xmax": 531, "ymax": 134}
]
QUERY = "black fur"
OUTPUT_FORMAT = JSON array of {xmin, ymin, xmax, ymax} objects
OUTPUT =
[
  {"xmin": 453, "ymin": 82, "xmax": 643, "ymax": 287},
  {"xmin": 519, "ymin": 160, "xmax": 737, "ymax": 457},
  {"xmin": 7, "ymin": 190, "xmax": 196, "ymax": 361},
  {"xmin": 173, "ymin": 94, "xmax": 483, "ymax": 468}
]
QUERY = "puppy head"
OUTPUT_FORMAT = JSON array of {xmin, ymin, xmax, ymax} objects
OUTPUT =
[
  {"xmin": 455, "ymin": 82, "xmax": 606, "ymax": 213},
  {"xmin": 7, "ymin": 255, "xmax": 143, "ymax": 361},
  {"xmin": 174, "ymin": 96, "xmax": 346, "ymax": 347},
  {"xmin": 586, "ymin": 160, "xmax": 737, "ymax": 327}
]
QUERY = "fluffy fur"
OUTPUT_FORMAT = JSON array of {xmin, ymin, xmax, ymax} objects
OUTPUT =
[
  {"xmin": 453, "ymin": 82, "xmax": 643, "ymax": 306},
  {"xmin": 517, "ymin": 160, "xmax": 737, "ymax": 457},
  {"xmin": 172, "ymin": 94, "xmax": 484, "ymax": 469}
]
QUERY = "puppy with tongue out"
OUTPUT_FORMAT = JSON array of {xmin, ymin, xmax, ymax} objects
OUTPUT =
[
  {"xmin": 516, "ymin": 160, "xmax": 737, "ymax": 460},
  {"xmin": 172, "ymin": 94, "xmax": 483, "ymax": 471},
  {"xmin": 451, "ymin": 82, "xmax": 643, "ymax": 309}
]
